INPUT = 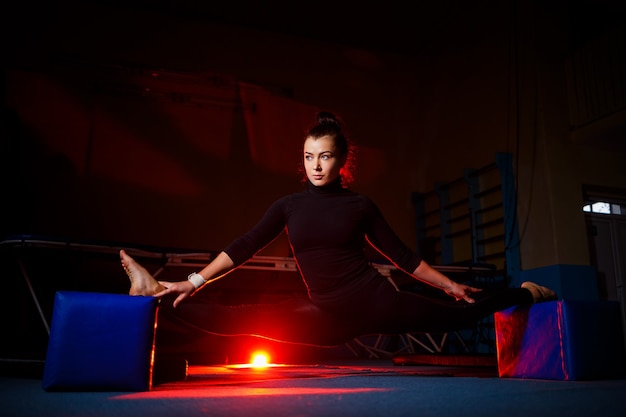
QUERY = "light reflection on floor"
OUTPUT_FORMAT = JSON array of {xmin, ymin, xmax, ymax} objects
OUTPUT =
[
  {"xmin": 112, "ymin": 360, "xmax": 497, "ymax": 400},
  {"xmin": 113, "ymin": 386, "xmax": 393, "ymax": 400},
  {"xmin": 113, "ymin": 362, "xmax": 400, "ymax": 400}
]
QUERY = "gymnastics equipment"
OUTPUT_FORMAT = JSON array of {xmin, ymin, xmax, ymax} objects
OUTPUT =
[
  {"xmin": 42, "ymin": 291, "xmax": 158, "ymax": 391},
  {"xmin": 494, "ymin": 300, "xmax": 625, "ymax": 380}
]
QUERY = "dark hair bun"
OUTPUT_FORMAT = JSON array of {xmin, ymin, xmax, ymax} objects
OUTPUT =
[{"xmin": 317, "ymin": 111, "xmax": 340, "ymax": 129}]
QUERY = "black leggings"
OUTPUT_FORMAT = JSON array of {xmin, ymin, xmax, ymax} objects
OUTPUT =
[{"xmin": 155, "ymin": 278, "xmax": 533, "ymax": 348}]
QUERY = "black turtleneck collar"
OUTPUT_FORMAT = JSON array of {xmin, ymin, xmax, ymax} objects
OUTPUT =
[{"xmin": 307, "ymin": 177, "xmax": 346, "ymax": 194}]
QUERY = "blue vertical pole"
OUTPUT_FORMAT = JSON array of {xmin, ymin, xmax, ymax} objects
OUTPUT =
[{"xmin": 496, "ymin": 152, "xmax": 521, "ymax": 285}]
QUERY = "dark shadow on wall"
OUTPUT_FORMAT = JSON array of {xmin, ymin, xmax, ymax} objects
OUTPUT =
[{"xmin": 2, "ymin": 64, "xmax": 303, "ymax": 251}]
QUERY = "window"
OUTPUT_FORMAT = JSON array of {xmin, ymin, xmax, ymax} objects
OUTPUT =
[{"xmin": 583, "ymin": 201, "xmax": 625, "ymax": 216}]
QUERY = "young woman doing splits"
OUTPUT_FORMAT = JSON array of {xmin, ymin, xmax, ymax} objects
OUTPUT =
[{"xmin": 121, "ymin": 111, "xmax": 556, "ymax": 350}]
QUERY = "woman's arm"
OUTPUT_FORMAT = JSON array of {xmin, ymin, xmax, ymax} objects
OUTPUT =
[
  {"xmin": 412, "ymin": 260, "xmax": 481, "ymax": 303},
  {"xmin": 195, "ymin": 250, "xmax": 236, "ymax": 285},
  {"xmin": 159, "ymin": 197, "xmax": 289, "ymax": 307},
  {"xmin": 364, "ymin": 198, "xmax": 481, "ymax": 304},
  {"xmin": 155, "ymin": 251, "xmax": 235, "ymax": 307}
]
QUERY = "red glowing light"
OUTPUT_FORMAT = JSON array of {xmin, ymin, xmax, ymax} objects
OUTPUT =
[{"xmin": 250, "ymin": 352, "xmax": 270, "ymax": 368}]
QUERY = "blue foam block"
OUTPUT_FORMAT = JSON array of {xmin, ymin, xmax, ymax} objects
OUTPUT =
[
  {"xmin": 495, "ymin": 300, "xmax": 625, "ymax": 380},
  {"xmin": 42, "ymin": 291, "xmax": 158, "ymax": 391}
]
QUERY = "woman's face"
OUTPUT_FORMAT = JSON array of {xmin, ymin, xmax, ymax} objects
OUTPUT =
[{"xmin": 303, "ymin": 135, "xmax": 345, "ymax": 187}]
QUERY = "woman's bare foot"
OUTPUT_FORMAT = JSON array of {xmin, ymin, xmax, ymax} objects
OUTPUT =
[
  {"xmin": 120, "ymin": 249, "xmax": 165, "ymax": 296},
  {"xmin": 521, "ymin": 281, "xmax": 557, "ymax": 303}
]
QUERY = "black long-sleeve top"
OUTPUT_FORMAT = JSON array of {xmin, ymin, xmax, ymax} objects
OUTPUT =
[{"xmin": 224, "ymin": 178, "xmax": 422, "ymax": 306}]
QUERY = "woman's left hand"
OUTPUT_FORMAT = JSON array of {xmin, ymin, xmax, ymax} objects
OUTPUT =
[{"xmin": 445, "ymin": 282, "xmax": 482, "ymax": 304}]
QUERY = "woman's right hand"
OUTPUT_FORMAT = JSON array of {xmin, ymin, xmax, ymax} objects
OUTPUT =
[{"xmin": 154, "ymin": 280, "xmax": 197, "ymax": 308}]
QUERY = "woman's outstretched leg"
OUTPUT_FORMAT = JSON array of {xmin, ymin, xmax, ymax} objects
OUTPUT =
[
  {"xmin": 120, "ymin": 249, "xmax": 165, "ymax": 296},
  {"xmin": 157, "ymin": 296, "xmax": 357, "ymax": 347},
  {"xmin": 388, "ymin": 284, "xmax": 555, "ymax": 334}
]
